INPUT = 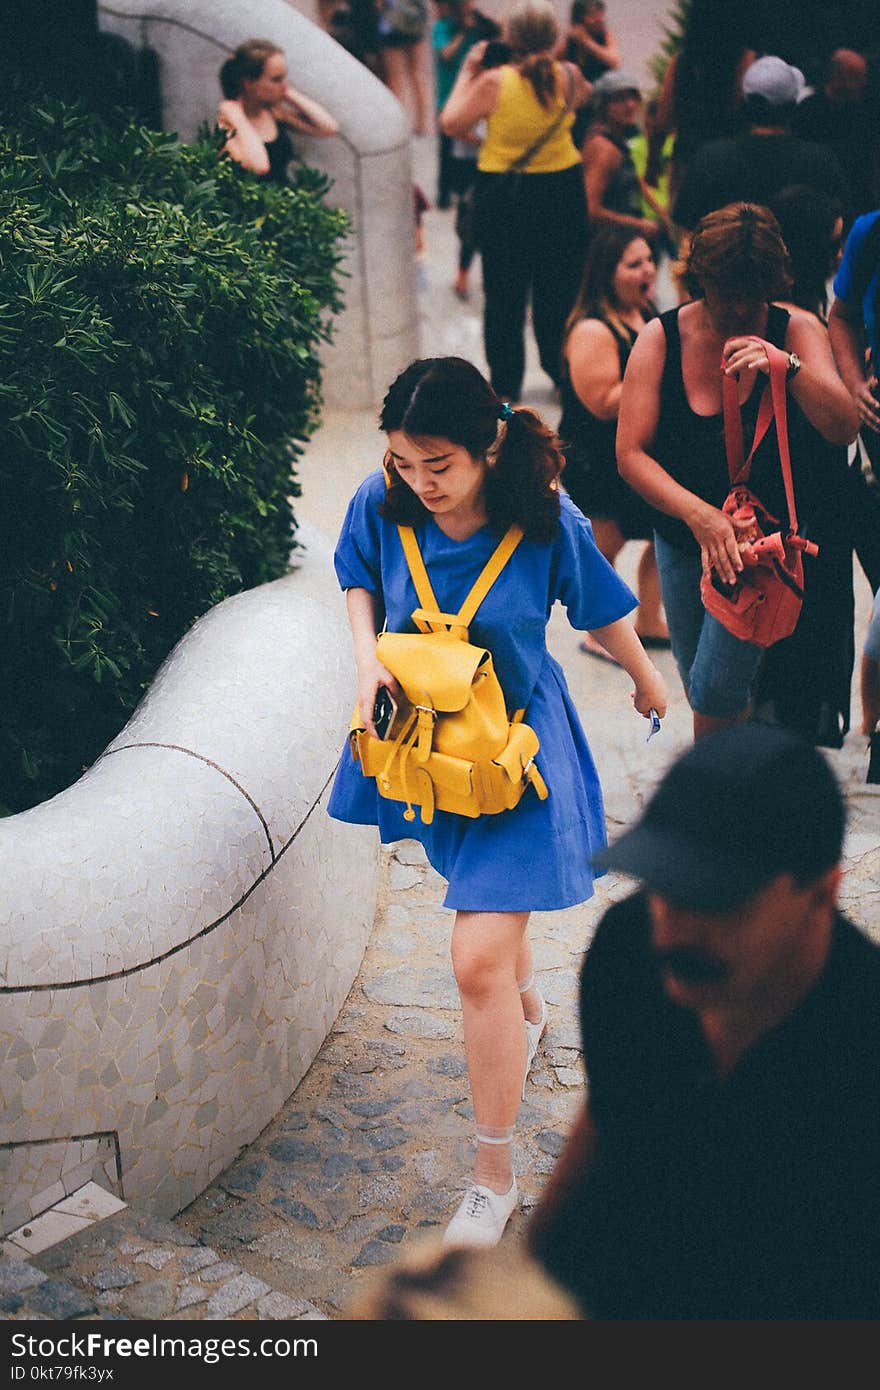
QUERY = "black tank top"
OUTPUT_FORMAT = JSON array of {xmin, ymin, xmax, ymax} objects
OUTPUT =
[
  {"xmin": 652, "ymin": 303, "xmax": 820, "ymax": 552},
  {"xmin": 558, "ymin": 316, "xmax": 638, "ymax": 470},
  {"xmin": 261, "ymin": 126, "xmax": 294, "ymax": 185}
]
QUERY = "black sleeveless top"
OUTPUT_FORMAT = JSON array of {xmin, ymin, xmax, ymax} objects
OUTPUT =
[
  {"xmin": 558, "ymin": 316, "xmax": 637, "ymax": 473},
  {"xmin": 558, "ymin": 315, "xmax": 657, "ymax": 538},
  {"xmin": 260, "ymin": 126, "xmax": 294, "ymax": 185},
  {"xmin": 652, "ymin": 303, "xmax": 824, "ymax": 552}
]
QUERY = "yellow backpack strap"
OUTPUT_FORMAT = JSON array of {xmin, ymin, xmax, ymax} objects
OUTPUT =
[
  {"xmin": 397, "ymin": 520, "xmax": 523, "ymax": 625},
  {"xmin": 397, "ymin": 525, "xmax": 439, "ymax": 612},
  {"xmin": 456, "ymin": 525, "xmax": 525, "ymax": 627}
]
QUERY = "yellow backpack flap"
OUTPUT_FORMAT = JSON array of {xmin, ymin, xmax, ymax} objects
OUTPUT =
[{"xmin": 350, "ymin": 522, "xmax": 549, "ymax": 824}]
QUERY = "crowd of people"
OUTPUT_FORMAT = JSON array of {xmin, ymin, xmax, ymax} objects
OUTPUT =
[{"xmin": 213, "ymin": 5, "xmax": 880, "ymax": 1319}]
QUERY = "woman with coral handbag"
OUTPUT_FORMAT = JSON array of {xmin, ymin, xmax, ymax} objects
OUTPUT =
[{"xmin": 616, "ymin": 202, "xmax": 858, "ymax": 741}]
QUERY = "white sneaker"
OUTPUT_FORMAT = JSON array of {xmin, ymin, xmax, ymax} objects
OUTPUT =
[
  {"xmin": 522, "ymin": 995, "xmax": 548, "ymax": 1100},
  {"xmin": 442, "ymin": 1178, "xmax": 519, "ymax": 1248}
]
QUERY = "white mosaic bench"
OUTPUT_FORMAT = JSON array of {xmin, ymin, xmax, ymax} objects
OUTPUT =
[{"xmin": 0, "ymin": 523, "xmax": 378, "ymax": 1235}]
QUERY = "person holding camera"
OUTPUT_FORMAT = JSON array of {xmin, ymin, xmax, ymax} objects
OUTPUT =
[
  {"xmin": 616, "ymin": 202, "xmax": 858, "ymax": 742},
  {"xmin": 328, "ymin": 355, "xmax": 667, "ymax": 1248},
  {"xmin": 433, "ymin": 0, "xmax": 499, "ymax": 209},
  {"xmin": 440, "ymin": 0, "xmax": 592, "ymax": 404}
]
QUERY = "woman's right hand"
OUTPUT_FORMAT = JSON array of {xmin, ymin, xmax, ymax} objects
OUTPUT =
[
  {"xmin": 461, "ymin": 39, "xmax": 489, "ymax": 76},
  {"xmin": 356, "ymin": 658, "xmax": 401, "ymax": 740},
  {"xmin": 688, "ymin": 501, "xmax": 743, "ymax": 587}
]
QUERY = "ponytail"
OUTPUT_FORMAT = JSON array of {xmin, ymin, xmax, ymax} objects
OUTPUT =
[
  {"xmin": 518, "ymin": 53, "xmax": 558, "ymax": 109},
  {"xmin": 486, "ymin": 404, "xmax": 563, "ymax": 542}
]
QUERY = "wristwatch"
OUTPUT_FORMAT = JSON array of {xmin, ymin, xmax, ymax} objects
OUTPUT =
[{"xmin": 786, "ymin": 351, "xmax": 802, "ymax": 381}]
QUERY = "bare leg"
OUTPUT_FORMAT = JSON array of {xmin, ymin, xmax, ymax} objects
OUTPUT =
[
  {"xmin": 633, "ymin": 542, "xmax": 669, "ymax": 641},
  {"xmin": 861, "ymin": 654, "xmax": 880, "ymax": 735},
  {"xmin": 451, "ymin": 910, "xmax": 529, "ymax": 1192},
  {"xmin": 693, "ymin": 707, "xmax": 749, "ymax": 740},
  {"xmin": 514, "ymin": 936, "xmax": 543, "ymax": 1024},
  {"xmin": 407, "ymin": 39, "xmax": 432, "ymax": 135},
  {"xmin": 381, "ymin": 46, "xmax": 409, "ymax": 117}
]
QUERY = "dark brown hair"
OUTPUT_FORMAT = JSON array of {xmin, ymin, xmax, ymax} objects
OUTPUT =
[
  {"xmin": 379, "ymin": 357, "xmax": 563, "ymax": 542},
  {"xmin": 219, "ymin": 39, "xmax": 282, "ymax": 99},
  {"xmin": 564, "ymin": 224, "xmax": 655, "ymax": 347},
  {"xmin": 682, "ymin": 202, "xmax": 792, "ymax": 301}
]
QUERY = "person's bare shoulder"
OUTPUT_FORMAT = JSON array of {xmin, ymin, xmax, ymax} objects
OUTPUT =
[
  {"xmin": 568, "ymin": 317, "xmax": 619, "ymax": 356},
  {"xmin": 217, "ymin": 98, "xmax": 244, "ymax": 128}
]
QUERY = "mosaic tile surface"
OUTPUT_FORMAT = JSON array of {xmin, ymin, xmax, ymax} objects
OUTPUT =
[{"xmin": 1, "ymin": 529, "xmax": 378, "ymax": 1228}]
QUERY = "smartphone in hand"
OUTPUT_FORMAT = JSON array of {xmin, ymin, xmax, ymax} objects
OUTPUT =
[{"xmin": 373, "ymin": 686, "xmax": 398, "ymax": 740}]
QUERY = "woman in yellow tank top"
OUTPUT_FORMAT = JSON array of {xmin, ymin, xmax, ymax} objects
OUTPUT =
[{"xmin": 441, "ymin": 0, "xmax": 592, "ymax": 402}]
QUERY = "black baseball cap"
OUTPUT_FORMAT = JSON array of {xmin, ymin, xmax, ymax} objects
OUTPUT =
[{"xmin": 592, "ymin": 724, "xmax": 845, "ymax": 912}]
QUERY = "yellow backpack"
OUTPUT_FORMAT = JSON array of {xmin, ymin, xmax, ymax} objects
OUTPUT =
[{"xmin": 350, "ymin": 522, "xmax": 549, "ymax": 825}]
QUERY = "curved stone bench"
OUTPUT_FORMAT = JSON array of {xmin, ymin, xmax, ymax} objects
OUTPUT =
[
  {"xmin": 0, "ymin": 524, "xmax": 377, "ymax": 1233},
  {"xmin": 97, "ymin": 0, "xmax": 420, "ymax": 408}
]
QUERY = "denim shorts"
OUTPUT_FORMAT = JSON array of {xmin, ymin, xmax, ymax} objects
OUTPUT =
[
  {"xmin": 865, "ymin": 589, "xmax": 880, "ymax": 663},
  {"xmin": 653, "ymin": 532, "xmax": 765, "ymax": 717}
]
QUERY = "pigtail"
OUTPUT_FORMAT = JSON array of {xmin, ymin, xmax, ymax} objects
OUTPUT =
[{"xmin": 487, "ymin": 405, "xmax": 562, "ymax": 542}]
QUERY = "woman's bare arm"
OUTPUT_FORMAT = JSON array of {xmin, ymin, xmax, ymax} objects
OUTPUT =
[
  {"xmin": 276, "ymin": 86, "xmax": 339, "ymax": 136},
  {"xmin": 346, "ymin": 588, "xmax": 400, "ymax": 740},
  {"xmin": 617, "ymin": 321, "xmax": 744, "ymax": 586},
  {"xmin": 582, "ymin": 135, "xmax": 659, "ymax": 239},
  {"xmin": 440, "ymin": 40, "xmax": 501, "ymax": 138},
  {"xmin": 217, "ymin": 99, "xmax": 270, "ymax": 175},
  {"xmin": 565, "ymin": 318, "xmax": 625, "ymax": 421}
]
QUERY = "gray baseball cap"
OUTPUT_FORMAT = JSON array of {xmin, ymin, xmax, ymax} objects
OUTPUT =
[
  {"xmin": 741, "ymin": 55, "xmax": 807, "ymax": 106},
  {"xmin": 592, "ymin": 70, "xmax": 641, "ymax": 103}
]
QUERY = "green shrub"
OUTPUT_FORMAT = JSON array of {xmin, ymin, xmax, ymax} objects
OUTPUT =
[{"xmin": 0, "ymin": 86, "xmax": 348, "ymax": 814}]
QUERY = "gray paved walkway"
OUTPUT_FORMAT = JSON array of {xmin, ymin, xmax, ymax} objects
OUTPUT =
[{"xmin": 3, "ymin": 136, "xmax": 878, "ymax": 1323}]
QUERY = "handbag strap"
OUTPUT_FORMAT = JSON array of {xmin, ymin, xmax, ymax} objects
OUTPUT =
[
  {"xmin": 507, "ymin": 62, "xmax": 576, "ymax": 174},
  {"xmin": 397, "ymin": 522, "xmax": 525, "ymax": 624},
  {"xmin": 721, "ymin": 339, "xmax": 798, "ymax": 532}
]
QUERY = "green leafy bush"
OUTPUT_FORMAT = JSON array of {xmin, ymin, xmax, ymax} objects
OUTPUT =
[{"xmin": 0, "ymin": 87, "xmax": 348, "ymax": 814}]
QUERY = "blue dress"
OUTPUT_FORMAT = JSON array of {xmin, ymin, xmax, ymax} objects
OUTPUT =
[{"xmin": 327, "ymin": 469, "xmax": 637, "ymax": 912}]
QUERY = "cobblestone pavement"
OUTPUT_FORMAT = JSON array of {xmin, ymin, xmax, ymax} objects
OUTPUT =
[{"xmin": 3, "ymin": 135, "xmax": 878, "ymax": 1323}]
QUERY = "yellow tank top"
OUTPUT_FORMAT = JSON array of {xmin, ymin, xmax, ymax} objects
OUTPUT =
[{"xmin": 478, "ymin": 64, "xmax": 580, "ymax": 175}]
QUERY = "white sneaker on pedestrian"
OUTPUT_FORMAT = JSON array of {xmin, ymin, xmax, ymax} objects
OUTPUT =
[
  {"xmin": 442, "ymin": 1178, "xmax": 519, "ymax": 1248},
  {"xmin": 522, "ymin": 994, "xmax": 548, "ymax": 1100}
]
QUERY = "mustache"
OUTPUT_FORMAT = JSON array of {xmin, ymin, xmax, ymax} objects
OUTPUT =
[{"xmin": 653, "ymin": 948, "xmax": 730, "ymax": 983}]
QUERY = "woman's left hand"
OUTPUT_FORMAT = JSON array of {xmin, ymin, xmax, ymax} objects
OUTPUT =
[{"xmin": 721, "ymin": 336, "xmax": 771, "ymax": 377}]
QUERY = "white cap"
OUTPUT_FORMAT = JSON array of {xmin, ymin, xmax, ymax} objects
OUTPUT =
[{"xmin": 741, "ymin": 55, "xmax": 807, "ymax": 106}]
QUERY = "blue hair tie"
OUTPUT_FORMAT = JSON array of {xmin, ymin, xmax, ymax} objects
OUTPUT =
[{"xmin": 499, "ymin": 401, "xmax": 515, "ymax": 421}]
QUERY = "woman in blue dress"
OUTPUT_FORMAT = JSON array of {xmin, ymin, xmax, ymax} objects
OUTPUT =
[{"xmin": 328, "ymin": 357, "xmax": 668, "ymax": 1247}]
